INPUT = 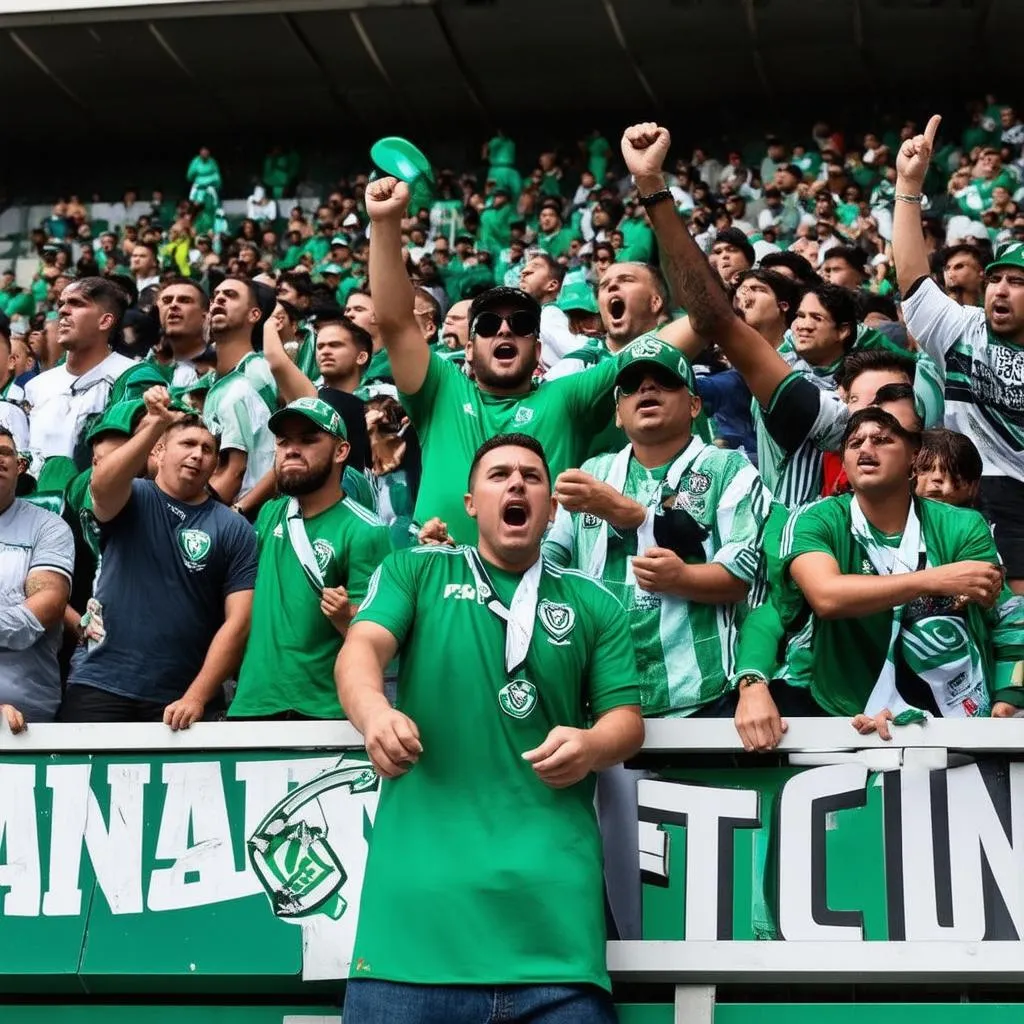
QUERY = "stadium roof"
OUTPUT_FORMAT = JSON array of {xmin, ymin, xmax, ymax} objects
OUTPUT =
[{"xmin": 0, "ymin": 0, "xmax": 1018, "ymax": 144}]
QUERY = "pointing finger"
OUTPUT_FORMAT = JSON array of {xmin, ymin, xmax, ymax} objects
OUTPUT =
[{"xmin": 923, "ymin": 114, "xmax": 942, "ymax": 149}]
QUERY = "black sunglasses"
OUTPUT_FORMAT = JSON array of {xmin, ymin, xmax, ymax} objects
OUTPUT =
[
  {"xmin": 472, "ymin": 311, "xmax": 539, "ymax": 338},
  {"xmin": 616, "ymin": 365, "xmax": 685, "ymax": 396}
]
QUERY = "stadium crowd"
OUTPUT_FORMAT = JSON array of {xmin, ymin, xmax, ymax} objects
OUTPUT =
[{"xmin": 1, "ymin": 101, "xmax": 1024, "ymax": 755}]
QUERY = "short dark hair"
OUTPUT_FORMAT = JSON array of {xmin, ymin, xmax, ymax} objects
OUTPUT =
[
  {"xmin": 800, "ymin": 280, "xmax": 857, "ymax": 348},
  {"xmin": 70, "ymin": 276, "xmax": 130, "ymax": 330},
  {"xmin": 853, "ymin": 290, "xmax": 898, "ymax": 323},
  {"xmin": 712, "ymin": 228, "xmax": 755, "ymax": 268},
  {"xmin": 314, "ymin": 312, "xmax": 373, "ymax": 358},
  {"xmin": 468, "ymin": 432, "xmax": 551, "ymax": 490},
  {"xmin": 939, "ymin": 243, "xmax": 986, "ymax": 272},
  {"xmin": 166, "ymin": 413, "xmax": 220, "ymax": 451},
  {"xmin": 822, "ymin": 245, "xmax": 868, "ymax": 276},
  {"xmin": 759, "ymin": 249, "xmax": 819, "ymax": 285},
  {"xmin": 872, "ymin": 382, "xmax": 923, "ymax": 431},
  {"xmin": 914, "ymin": 428, "xmax": 983, "ymax": 487},
  {"xmin": 733, "ymin": 268, "xmax": 803, "ymax": 325},
  {"xmin": 837, "ymin": 348, "xmax": 917, "ymax": 393},
  {"xmin": 279, "ymin": 271, "xmax": 314, "ymax": 300},
  {"xmin": 159, "ymin": 276, "xmax": 209, "ymax": 309},
  {"xmin": 526, "ymin": 252, "xmax": 566, "ymax": 287},
  {"xmin": 841, "ymin": 406, "xmax": 921, "ymax": 452},
  {"xmin": 220, "ymin": 274, "xmax": 259, "ymax": 308},
  {"xmin": 0, "ymin": 425, "xmax": 14, "ymax": 447}
]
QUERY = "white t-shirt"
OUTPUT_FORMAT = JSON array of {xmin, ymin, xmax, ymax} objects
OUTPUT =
[
  {"xmin": 24, "ymin": 351, "xmax": 135, "ymax": 474},
  {"xmin": 0, "ymin": 401, "xmax": 29, "ymax": 455},
  {"xmin": 539, "ymin": 303, "xmax": 578, "ymax": 371}
]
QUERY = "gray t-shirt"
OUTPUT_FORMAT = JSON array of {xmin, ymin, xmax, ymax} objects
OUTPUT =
[
  {"xmin": 0, "ymin": 498, "xmax": 74, "ymax": 721},
  {"xmin": 68, "ymin": 479, "xmax": 257, "ymax": 704}
]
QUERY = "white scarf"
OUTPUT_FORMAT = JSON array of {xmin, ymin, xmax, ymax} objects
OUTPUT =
[
  {"xmin": 286, "ymin": 497, "xmax": 325, "ymax": 595},
  {"xmin": 851, "ymin": 496, "xmax": 987, "ymax": 721},
  {"xmin": 466, "ymin": 548, "xmax": 543, "ymax": 675},
  {"xmin": 587, "ymin": 436, "xmax": 706, "ymax": 599}
]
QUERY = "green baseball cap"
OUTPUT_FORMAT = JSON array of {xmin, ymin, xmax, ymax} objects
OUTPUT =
[
  {"xmin": 555, "ymin": 280, "xmax": 599, "ymax": 315},
  {"xmin": 330, "ymin": 234, "xmax": 350, "ymax": 248},
  {"xmin": 986, "ymin": 241, "xmax": 1024, "ymax": 273},
  {"xmin": 268, "ymin": 396, "xmax": 347, "ymax": 439},
  {"xmin": 615, "ymin": 332, "xmax": 697, "ymax": 391},
  {"xmin": 320, "ymin": 262, "xmax": 345, "ymax": 276}
]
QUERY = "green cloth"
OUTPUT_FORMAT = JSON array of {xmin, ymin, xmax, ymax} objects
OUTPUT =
[
  {"xmin": 230, "ymin": 495, "xmax": 391, "ymax": 719},
  {"xmin": 587, "ymin": 135, "xmax": 612, "ymax": 182},
  {"xmin": 186, "ymin": 154, "xmax": 222, "ymax": 191},
  {"xmin": 778, "ymin": 493, "xmax": 1015, "ymax": 716},
  {"xmin": 534, "ymin": 226, "xmax": 576, "ymax": 260},
  {"xmin": 544, "ymin": 440, "xmax": 769, "ymax": 716},
  {"xmin": 487, "ymin": 135, "xmax": 516, "ymax": 168},
  {"xmin": 361, "ymin": 347, "xmax": 394, "ymax": 385},
  {"xmin": 350, "ymin": 544, "xmax": 638, "ymax": 989},
  {"xmin": 618, "ymin": 218, "xmax": 654, "ymax": 263},
  {"xmin": 401, "ymin": 352, "xmax": 619, "ymax": 544},
  {"xmin": 478, "ymin": 203, "xmax": 516, "ymax": 256}
]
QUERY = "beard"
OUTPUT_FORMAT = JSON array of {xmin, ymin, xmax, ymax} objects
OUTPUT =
[
  {"xmin": 470, "ymin": 353, "xmax": 536, "ymax": 390},
  {"xmin": 277, "ymin": 458, "xmax": 334, "ymax": 496}
]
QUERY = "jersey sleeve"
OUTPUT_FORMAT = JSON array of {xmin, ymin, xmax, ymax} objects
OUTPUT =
[
  {"xmin": 541, "ymin": 505, "xmax": 575, "ymax": 567},
  {"xmin": 763, "ymin": 372, "xmax": 848, "ymax": 455},
  {"xmin": 210, "ymin": 394, "xmax": 257, "ymax": 455},
  {"xmin": 711, "ymin": 458, "xmax": 770, "ymax": 585},
  {"xmin": 776, "ymin": 501, "xmax": 839, "ymax": 626},
  {"xmin": 555, "ymin": 354, "xmax": 618, "ymax": 428},
  {"xmin": 222, "ymin": 515, "xmax": 258, "ymax": 596},
  {"xmin": 351, "ymin": 549, "xmax": 420, "ymax": 646},
  {"xmin": 398, "ymin": 350, "xmax": 465, "ymax": 433},
  {"xmin": 28, "ymin": 510, "xmax": 74, "ymax": 582},
  {"xmin": 347, "ymin": 523, "xmax": 393, "ymax": 604},
  {"xmin": 901, "ymin": 276, "xmax": 975, "ymax": 361},
  {"xmin": 583, "ymin": 581, "xmax": 641, "ymax": 716},
  {"xmin": 731, "ymin": 600, "xmax": 786, "ymax": 685}
]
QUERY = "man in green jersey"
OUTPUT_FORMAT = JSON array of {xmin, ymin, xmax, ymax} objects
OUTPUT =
[
  {"xmin": 201, "ymin": 277, "xmax": 277, "ymax": 506},
  {"xmin": 337, "ymin": 433, "xmax": 642, "ymax": 1024},
  {"xmin": 229, "ymin": 397, "xmax": 390, "ymax": 720},
  {"xmin": 364, "ymin": 175, "xmax": 626, "ymax": 545},
  {"xmin": 780, "ymin": 407, "xmax": 1024, "ymax": 736}
]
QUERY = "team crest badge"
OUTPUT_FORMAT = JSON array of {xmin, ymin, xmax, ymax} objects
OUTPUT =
[
  {"xmin": 582, "ymin": 513, "xmax": 601, "ymax": 529},
  {"xmin": 178, "ymin": 528, "xmax": 211, "ymax": 568},
  {"xmin": 248, "ymin": 760, "xmax": 378, "ymax": 920},
  {"xmin": 538, "ymin": 599, "xmax": 575, "ymax": 643},
  {"xmin": 313, "ymin": 538, "xmax": 335, "ymax": 574},
  {"xmin": 513, "ymin": 407, "xmax": 534, "ymax": 426},
  {"xmin": 685, "ymin": 472, "xmax": 711, "ymax": 496},
  {"xmin": 498, "ymin": 678, "xmax": 538, "ymax": 719}
]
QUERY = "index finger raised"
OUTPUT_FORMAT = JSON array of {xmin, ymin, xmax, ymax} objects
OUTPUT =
[{"xmin": 923, "ymin": 114, "xmax": 942, "ymax": 148}]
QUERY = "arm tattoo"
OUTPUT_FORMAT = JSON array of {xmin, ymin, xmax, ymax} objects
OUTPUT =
[{"xmin": 661, "ymin": 241, "xmax": 734, "ymax": 338}]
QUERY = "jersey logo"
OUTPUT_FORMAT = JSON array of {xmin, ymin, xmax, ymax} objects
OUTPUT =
[
  {"xmin": 685, "ymin": 471, "xmax": 711, "ymax": 495},
  {"xmin": 273, "ymin": 523, "xmax": 284, "ymax": 538},
  {"xmin": 313, "ymin": 538, "xmax": 335, "ymax": 574},
  {"xmin": 582, "ymin": 513, "xmax": 601, "ymax": 529},
  {"xmin": 178, "ymin": 528, "xmax": 212, "ymax": 570},
  {"xmin": 462, "ymin": 402, "xmax": 477, "ymax": 417},
  {"xmin": 498, "ymin": 678, "xmax": 538, "ymax": 720},
  {"xmin": 513, "ymin": 406, "xmax": 534, "ymax": 426},
  {"xmin": 861, "ymin": 559, "xmax": 876, "ymax": 575},
  {"xmin": 538, "ymin": 599, "xmax": 575, "ymax": 644},
  {"xmin": 443, "ymin": 583, "xmax": 477, "ymax": 601}
]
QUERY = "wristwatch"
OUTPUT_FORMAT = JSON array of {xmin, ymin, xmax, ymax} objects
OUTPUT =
[{"xmin": 737, "ymin": 674, "xmax": 768, "ymax": 690}]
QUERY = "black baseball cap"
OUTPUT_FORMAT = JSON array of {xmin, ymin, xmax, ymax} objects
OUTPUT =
[{"xmin": 468, "ymin": 287, "xmax": 541, "ymax": 327}]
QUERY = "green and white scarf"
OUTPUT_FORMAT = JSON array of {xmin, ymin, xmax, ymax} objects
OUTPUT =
[
  {"xmin": 851, "ymin": 496, "xmax": 988, "ymax": 721},
  {"xmin": 286, "ymin": 497, "xmax": 326, "ymax": 596},
  {"xmin": 586, "ymin": 436, "xmax": 707, "ymax": 598}
]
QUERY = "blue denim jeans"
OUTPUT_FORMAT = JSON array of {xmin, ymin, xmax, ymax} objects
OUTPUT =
[{"xmin": 342, "ymin": 979, "xmax": 618, "ymax": 1023}]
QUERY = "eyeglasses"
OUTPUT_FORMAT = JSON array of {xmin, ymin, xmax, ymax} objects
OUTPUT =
[
  {"xmin": 472, "ymin": 311, "xmax": 539, "ymax": 338},
  {"xmin": 616, "ymin": 365, "xmax": 686, "ymax": 396}
]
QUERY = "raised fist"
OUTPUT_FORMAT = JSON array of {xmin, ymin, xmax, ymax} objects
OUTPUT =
[
  {"xmin": 896, "ymin": 114, "xmax": 941, "ymax": 191},
  {"xmin": 365, "ymin": 176, "xmax": 410, "ymax": 223},
  {"xmin": 620, "ymin": 123, "xmax": 671, "ymax": 179}
]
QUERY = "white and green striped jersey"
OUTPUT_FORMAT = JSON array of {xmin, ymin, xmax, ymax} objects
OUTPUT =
[
  {"xmin": 543, "ymin": 440, "xmax": 771, "ymax": 716},
  {"xmin": 201, "ymin": 364, "xmax": 274, "ymax": 499},
  {"xmin": 902, "ymin": 276, "xmax": 1024, "ymax": 481}
]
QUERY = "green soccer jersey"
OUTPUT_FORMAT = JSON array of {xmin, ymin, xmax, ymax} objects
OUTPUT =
[
  {"xmin": 350, "ymin": 545, "xmax": 638, "ymax": 989},
  {"xmin": 778, "ymin": 493, "xmax": 1003, "ymax": 716},
  {"xmin": 402, "ymin": 352, "xmax": 618, "ymax": 544},
  {"xmin": 230, "ymin": 496, "xmax": 391, "ymax": 719},
  {"xmin": 544, "ymin": 439, "xmax": 770, "ymax": 715}
]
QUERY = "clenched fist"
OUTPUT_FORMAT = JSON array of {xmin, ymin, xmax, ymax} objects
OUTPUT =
[
  {"xmin": 621, "ymin": 122, "xmax": 671, "ymax": 181},
  {"xmin": 365, "ymin": 176, "xmax": 410, "ymax": 223}
]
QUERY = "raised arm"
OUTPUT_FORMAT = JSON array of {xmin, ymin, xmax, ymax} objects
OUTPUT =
[
  {"xmin": 90, "ymin": 386, "xmax": 178, "ymax": 523},
  {"xmin": 261, "ymin": 315, "xmax": 316, "ymax": 403},
  {"xmin": 365, "ymin": 177, "xmax": 431, "ymax": 395},
  {"xmin": 892, "ymin": 114, "xmax": 941, "ymax": 295},
  {"xmin": 621, "ymin": 123, "xmax": 791, "ymax": 407}
]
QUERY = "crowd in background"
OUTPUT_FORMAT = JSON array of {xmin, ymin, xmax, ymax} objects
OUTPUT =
[{"xmin": 2, "ymin": 96, "xmax": 1024, "ymax": 748}]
